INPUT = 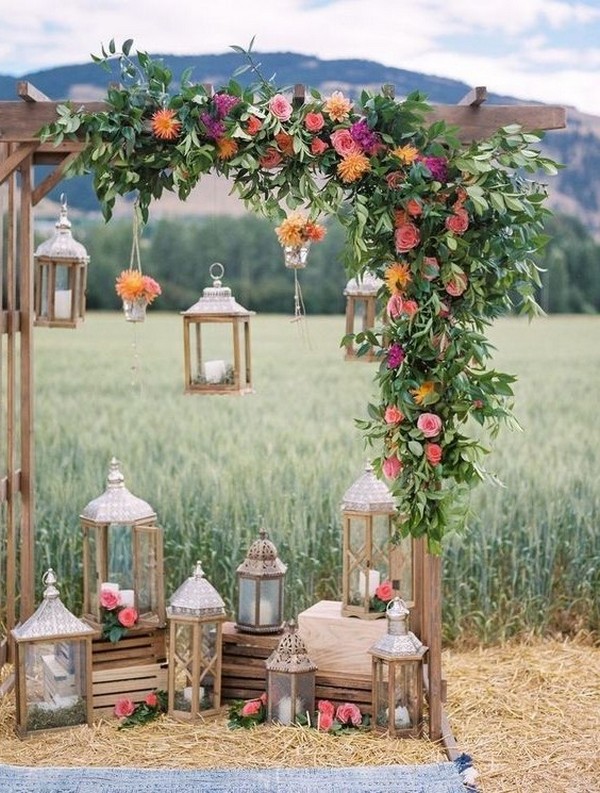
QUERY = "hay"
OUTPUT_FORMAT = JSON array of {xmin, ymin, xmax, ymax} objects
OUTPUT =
[{"xmin": 1, "ymin": 638, "xmax": 599, "ymax": 792}]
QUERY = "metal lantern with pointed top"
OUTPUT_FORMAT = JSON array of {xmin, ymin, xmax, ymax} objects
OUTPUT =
[
  {"xmin": 368, "ymin": 597, "xmax": 427, "ymax": 738},
  {"xmin": 10, "ymin": 569, "xmax": 95, "ymax": 738},
  {"xmin": 235, "ymin": 529, "xmax": 287, "ymax": 635},
  {"xmin": 80, "ymin": 458, "xmax": 165, "ymax": 631},
  {"xmin": 341, "ymin": 463, "xmax": 413, "ymax": 619},
  {"xmin": 34, "ymin": 196, "xmax": 89, "ymax": 328},
  {"xmin": 166, "ymin": 561, "xmax": 227, "ymax": 721},
  {"xmin": 265, "ymin": 621, "xmax": 317, "ymax": 725},
  {"xmin": 343, "ymin": 271, "xmax": 382, "ymax": 361},
  {"xmin": 182, "ymin": 262, "xmax": 255, "ymax": 395}
]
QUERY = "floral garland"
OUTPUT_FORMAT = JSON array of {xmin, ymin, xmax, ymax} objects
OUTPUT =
[
  {"xmin": 39, "ymin": 40, "xmax": 560, "ymax": 551},
  {"xmin": 114, "ymin": 690, "xmax": 167, "ymax": 728},
  {"xmin": 228, "ymin": 694, "xmax": 368, "ymax": 733}
]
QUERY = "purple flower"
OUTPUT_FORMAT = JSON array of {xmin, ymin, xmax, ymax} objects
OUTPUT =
[
  {"xmin": 200, "ymin": 112, "xmax": 226, "ymax": 140},
  {"xmin": 387, "ymin": 343, "xmax": 405, "ymax": 369},
  {"xmin": 350, "ymin": 119, "xmax": 380, "ymax": 154},
  {"xmin": 423, "ymin": 156, "xmax": 448, "ymax": 183},
  {"xmin": 213, "ymin": 93, "xmax": 240, "ymax": 119}
]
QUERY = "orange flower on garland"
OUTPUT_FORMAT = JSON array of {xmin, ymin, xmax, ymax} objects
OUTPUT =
[
  {"xmin": 150, "ymin": 108, "xmax": 181, "ymax": 141},
  {"xmin": 385, "ymin": 262, "xmax": 412, "ymax": 294},
  {"xmin": 324, "ymin": 90, "xmax": 353, "ymax": 121},
  {"xmin": 391, "ymin": 144, "xmax": 419, "ymax": 165},
  {"xmin": 275, "ymin": 132, "xmax": 295, "ymax": 156},
  {"xmin": 411, "ymin": 380, "xmax": 437, "ymax": 406},
  {"xmin": 115, "ymin": 270, "xmax": 162, "ymax": 304},
  {"xmin": 216, "ymin": 137, "xmax": 239, "ymax": 160},
  {"xmin": 337, "ymin": 152, "xmax": 371, "ymax": 183},
  {"xmin": 275, "ymin": 212, "xmax": 327, "ymax": 247}
]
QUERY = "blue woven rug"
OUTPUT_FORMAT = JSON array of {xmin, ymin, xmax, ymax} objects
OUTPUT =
[{"xmin": 0, "ymin": 762, "xmax": 469, "ymax": 792}]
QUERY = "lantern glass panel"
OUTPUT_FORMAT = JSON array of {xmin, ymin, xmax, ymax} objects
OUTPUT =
[
  {"xmin": 189, "ymin": 320, "xmax": 236, "ymax": 387},
  {"xmin": 134, "ymin": 528, "xmax": 160, "ymax": 618},
  {"xmin": 23, "ymin": 640, "xmax": 89, "ymax": 733},
  {"xmin": 107, "ymin": 524, "xmax": 134, "ymax": 589},
  {"xmin": 390, "ymin": 537, "xmax": 413, "ymax": 601},
  {"xmin": 237, "ymin": 577, "xmax": 257, "ymax": 625},
  {"xmin": 84, "ymin": 527, "xmax": 99, "ymax": 618},
  {"xmin": 258, "ymin": 578, "xmax": 281, "ymax": 626},
  {"xmin": 171, "ymin": 622, "xmax": 194, "ymax": 714}
]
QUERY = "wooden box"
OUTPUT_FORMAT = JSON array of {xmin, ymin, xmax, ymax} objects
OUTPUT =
[
  {"xmin": 92, "ymin": 662, "xmax": 167, "ymax": 719},
  {"xmin": 297, "ymin": 600, "xmax": 387, "ymax": 677},
  {"xmin": 91, "ymin": 627, "xmax": 166, "ymax": 671}
]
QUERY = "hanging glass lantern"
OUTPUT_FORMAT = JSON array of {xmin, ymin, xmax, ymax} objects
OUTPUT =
[
  {"xmin": 167, "ymin": 561, "xmax": 227, "ymax": 721},
  {"xmin": 182, "ymin": 262, "xmax": 254, "ymax": 395},
  {"xmin": 369, "ymin": 597, "xmax": 427, "ymax": 738},
  {"xmin": 34, "ymin": 195, "xmax": 89, "ymax": 328},
  {"xmin": 80, "ymin": 457, "xmax": 165, "ymax": 631},
  {"xmin": 341, "ymin": 462, "xmax": 412, "ymax": 619},
  {"xmin": 283, "ymin": 243, "xmax": 310, "ymax": 269},
  {"xmin": 266, "ymin": 621, "xmax": 317, "ymax": 725},
  {"xmin": 11, "ymin": 569, "xmax": 95, "ymax": 738},
  {"xmin": 343, "ymin": 271, "xmax": 382, "ymax": 361},
  {"xmin": 235, "ymin": 529, "xmax": 287, "ymax": 634}
]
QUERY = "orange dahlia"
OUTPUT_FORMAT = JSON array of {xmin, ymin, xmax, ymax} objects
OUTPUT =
[
  {"xmin": 385, "ymin": 262, "xmax": 412, "ymax": 294},
  {"xmin": 150, "ymin": 108, "xmax": 182, "ymax": 141},
  {"xmin": 392, "ymin": 144, "xmax": 419, "ymax": 165},
  {"xmin": 411, "ymin": 380, "xmax": 437, "ymax": 405},
  {"xmin": 115, "ymin": 270, "xmax": 161, "ymax": 304},
  {"xmin": 324, "ymin": 90, "xmax": 353, "ymax": 121},
  {"xmin": 216, "ymin": 137, "xmax": 239, "ymax": 160},
  {"xmin": 337, "ymin": 152, "xmax": 371, "ymax": 183}
]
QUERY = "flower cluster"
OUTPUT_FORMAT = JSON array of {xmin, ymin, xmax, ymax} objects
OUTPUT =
[
  {"xmin": 308, "ymin": 700, "xmax": 369, "ymax": 733},
  {"xmin": 100, "ymin": 586, "xmax": 138, "ymax": 643},
  {"xmin": 114, "ymin": 690, "xmax": 167, "ymax": 729},
  {"xmin": 274, "ymin": 212, "xmax": 327, "ymax": 248},
  {"xmin": 115, "ymin": 269, "xmax": 161, "ymax": 304},
  {"xmin": 228, "ymin": 693, "xmax": 267, "ymax": 729},
  {"xmin": 369, "ymin": 580, "xmax": 395, "ymax": 613}
]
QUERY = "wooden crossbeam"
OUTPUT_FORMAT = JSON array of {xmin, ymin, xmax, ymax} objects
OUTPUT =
[
  {"xmin": 0, "ymin": 141, "xmax": 38, "ymax": 184},
  {"xmin": 31, "ymin": 151, "xmax": 81, "ymax": 205}
]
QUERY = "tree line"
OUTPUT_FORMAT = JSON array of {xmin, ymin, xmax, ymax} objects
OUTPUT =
[{"xmin": 47, "ymin": 211, "xmax": 600, "ymax": 315}]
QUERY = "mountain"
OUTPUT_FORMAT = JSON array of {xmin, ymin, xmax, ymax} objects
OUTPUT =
[{"xmin": 1, "ymin": 51, "xmax": 597, "ymax": 236}]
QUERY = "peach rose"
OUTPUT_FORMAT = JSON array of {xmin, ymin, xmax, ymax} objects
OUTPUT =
[
  {"xmin": 384, "ymin": 405, "xmax": 404, "ymax": 424},
  {"xmin": 117, "ymin": 606, "xmax": 138, "ymax": 628},
  {"xmin": 318, "ymin": 699, "xmax": 335, "ymax": 719},
  {"xmin": 245, "ymin": 115, "xmax": 262, "ymax": 135},
  {"xmin": 114, "ymin": 698, "xmax": 135, "ymax": 718},
  {"xmin": 310, "ymin": 137, "xmax": 329, "ymax": 155},
  {"xmin": 259, "ymin": 148, "xmax": 283, "ymax": 169},
  {"xmin": 425, "ymin": 443, "xmax": 443, "ymax": 466},
  {"xmin": 394, "ymin": 223, "xmax": 420, "ymax": 253},
  {"xmin": 268, "ymin": 94, "xmax": 293, "ymax": 122},
  {"xmin": 382, "ymin": 454, "xmax": 402, "ymax": 479},
  {"xmin": 406, "ymin": 198, "xmax": 422, "ymax": 217},
  {"xmin": 335, "ymin": 702, "xmax": 362, "ymax": 727},
  {"xmin": 445, "ymin": 207, "xmax": 469, "ymax": 234},
  {"xmin": 445, "ymin": 271, "xmax": 468, "ymax": 297},
  {"xmin": 100, "ymin": 588, "xmax": 120, "ymax": 611},
  {"xmin": 375, "ymin": 580, "xmax": 394, "ymax": 602},
  {"xmin": 417, "ymin": 413, "xmax": 443, "ymax": 438},
  {"xmin": 145, "ymin": 692, "xmax": 158, "ymax": 708},
  {"xmin": 304, "ymin": 111, "xmax": 325, "ymax": 132},
  {"xmin": 330, "ymin": 128, "xmax": 361, "ymax": 157},
  {"xmin": 241, "ymin": 698, "xmax": 262, "ymax": 717}
]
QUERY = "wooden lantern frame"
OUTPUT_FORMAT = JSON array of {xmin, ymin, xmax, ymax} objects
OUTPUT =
[
  {"xmin": 235, "ymin": 529, "xmax": 287, "ymax": 635},
  {"xmin": 343, "ymin": 272, "xmax": 382, "ymax": 362},
  {"xmin": 266, "ymin": 622, "xmax": 317, "ymax": 726}
]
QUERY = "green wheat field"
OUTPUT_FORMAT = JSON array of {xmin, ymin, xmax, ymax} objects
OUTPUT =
[{"xmin": 8, "ymin": 312, "xmax": 600, "ymax": 645}]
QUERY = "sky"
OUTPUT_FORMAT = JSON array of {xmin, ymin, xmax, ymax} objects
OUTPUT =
[{"xmin": 1, "ymin": 0, "xmax": 599, "ymax": 116}]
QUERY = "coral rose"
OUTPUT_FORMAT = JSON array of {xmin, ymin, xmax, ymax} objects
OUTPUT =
[
  {"xmin": 335, "ymin": 703, "xmax": 362, "ymax": 727},
  {"xmin": 145, "ymin": 692, "xmax": 158, "ymax": 708},
  {"xmin": 394, "ymin": 223, "xmax": 420, "ymax": 253},
  {"xmin": 402, "ymin": 299, "xmax": 419, "ymax": 318},
  {"xmin": 445, "ymin": 207, "xmax": 469, "ymax": 234},
  {"xmin": 268, "ymin": 94, "xmax": 293, "ymax": 122},
  {"xmin": 275, "ymin": 132, "xmax": 294, "ymax": 156},
  {"xmin": 384, "ymin": 405, "xmax": 404, "ymax": 424},
  {"xmin": 386, "ymin": 171, "xmax": 404, "ymax": 189},
  {"xmin": 425, "ymin": 443, "xmax": 443, "ymax": 466},
  {"xmin": 330, "ymin": 128, "xmax": 361, "ymax": 157},
  {"xmin": 114, "ymin": 698, "xmax": 135, "ymax": 719},
  {"xmin": 375, "ymin": 580, "xmax": 394, "ymax": 602},
  {"xmin": 245, "ymin": 115, "xmax": 262, "ymax": 135},
  {"xmin": 241, "ymin": 698, "xmax": 262, "ymax": 717},
  {"xmin": 382, "ymin": 455, "xmax": 402, "ymax": 479},
  {"xmin": 304, "ymin": 112, "xmax": 325, "ymax": 132},
  {"xmin": 406, "ymin": 198, "xmax": 422, "ymax": 217},
  {"xmin": 100, "ymin": 588, "xmax": 120, "ymax": 611},
  {"xmin": 417, "ymin": 413, "xmax": 443, "ymax": 438},
  {"xmin": 318, "ymin": 711, "xmax": 334, "ymax": 731},
  {"xmin": 445, "ymin": 271, "xmax": 468, "ymax": 297},
  {"xmin": 318, "ymin": 700, "xmax": 335, "ymax": 719},
  {"xmin": 259, "ymin": 148, "xmax": 283, "ymax": 169},
  {"xmin": 117, "ymin": 607, "xmax": 138, "ymax": 629},
  {"xmin": 310, "ymin": 137, "xmax": 328, "ymax": 155}
]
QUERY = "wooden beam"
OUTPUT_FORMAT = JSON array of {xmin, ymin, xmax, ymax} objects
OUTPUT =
[
  {"xmin": 0, "ymin": 142, "xmax": 38, "ymax": 185},
  {"xmin": 427, "ymin": 103, "xmax": 566, "ymax": 140},
  {"xmin": 0, "ymin": 100, "xmax": 107, "ymax": 142},
  {"xmin": 17, "ymin": 81, "xmax": 51, "ymax": 103},
  {"xmin": 458, "ymin": 86, "xmax": 487, "ymax": 107},
  {"xmin": 0, "ymin": 671, "xmax": 15, "ymax": 698},
  {"xmin": 32, "ymin": 151, "xmax": 81, "ymax": 205},
  {"xmin": 0, "ymin": 471, "xmax": 21, "ymax": 503}
]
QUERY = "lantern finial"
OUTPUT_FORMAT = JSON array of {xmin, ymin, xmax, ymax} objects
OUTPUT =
[{"xmin": 41, "ymin": 568, "xmax": 60, "ymax": 600}]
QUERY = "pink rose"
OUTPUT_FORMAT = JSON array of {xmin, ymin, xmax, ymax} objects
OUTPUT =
[
  {"xmin": 402, "ymin": 299, "xmax": 418, "ymax": 318},
  {"xmin": 318, "ymin": 711, "xmax": 334, "ymax": 731},
  {"xmin": 386, "ymin": 294, "xmax": 404, "ymax": 319},
  {"xmin": 260, "ymin": 692, "xmax": 268, "ymax": 705},
  {"xmin": 406, "ymin": 198, "xmax": 422, "ymax": 217},
  {"xmin": 117, "ymin": 606, "xmax": 138, "ymax": 629},
  {"xmin": 421, "ymin": 257, "xmax": 440, "ymax": 281},
  {"xmin": 417, "ymin": 413, "xmax": 443, "ymax": 438},
  {"xmin": 335, "ymin": 702, "xmax": 362, "ymax": 727},
  {"xmin": 100, "ymin": 588, "xmax": 120, "ymax": 611},
  {"xmin": 310, "ymin": 137, "xmax": 329, "ymax": 155},
  {"xmin": 425, "ymin": 443, "xmax": 443, "ymax": 466},
  {"xmin": 384, "ymin": 405, "xmax": 404, "ymax": 424},
  {"xmin": 268, "ymin": 94, "xmax": 293, "ymax": 122},
  {"xmin": 375, "ymin": 580, "xmax": 394, "ymax": 602},
  {"xmin": 445, "ymin": 207, "xmax": 469, "ymax": 234},
  {"xmin": 318, "ymin": 699, "xmax": 335, "ymax": 719},
  {"xmin": 259, "ymin": 148, "xmax": 283, "ymax": 169},
  {"xmin": 445, "ymin": 271, "xmax": 468, "ymax": 297},
  {"xmin": 304, "ymin": 112, "xmax": 325, "ymax": 132},
  {"xmin": 145, "ymin": 692, "xmax": 158, "ymax": 708},
  {"xmin": 438, "ymin": 302, "xmax": 451, "ymax": 319},
  {"xmin": 114, "ymin": 698, "xmax": 135, "ymax": 718},
  {"xmin": 241, "ymin": 698, "xmax": 262, "ymax": 717},
  {"xmin": 394, "ymin": 223, "xmax": 420, "ymax": 253},
  {"xmin": 382, "ymin": 454, "xmax": 402, "ymax": 479},
  {"xmin": 330, "ymin": 128, "xmax": 361, "ymax": 157}
]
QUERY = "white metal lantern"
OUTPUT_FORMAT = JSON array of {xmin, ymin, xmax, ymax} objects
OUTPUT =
[
  {"xmin": 341, "ymin": 463, "xmax": 412, "ymax": 619},
  {"xmin": 34, "ymin": 196, "xmax": 89, "ymax": 328},
  {"xmin": 343, "ymin": 271, "xmax": 382, "ymax": 361},
  {"xmin": 182, "ymin": 262, "xmax": 254, "ymax": 395},
  {"xmin": 167, "ymin": 561, "xmax": 227, "ymax": 721},
  {"xmin": 266, "ymin": 621, "xmax": 317, "ymax": 725},
  {"xmin": 80, "ymin": 457, "xmax": 165, "ymax": 631},
  {"xmin": 11, "ymin": 569, "xmax": 95, "ymax": 739},
  {"xmin": 369, "ymin": 597, "xmax": 427, "ymax": 738},
  {"xmin": 235, "ymin": 529, "xmax": 287, "ymax": 634}
]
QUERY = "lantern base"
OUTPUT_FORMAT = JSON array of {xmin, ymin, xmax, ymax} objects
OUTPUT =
[
  {"xmin": 341, "ymin": 604, "xmax": 388, "ymax": 620},
  {"xmin": 233, "ymin": 621, "xmax": 285, "ymax": 635}
]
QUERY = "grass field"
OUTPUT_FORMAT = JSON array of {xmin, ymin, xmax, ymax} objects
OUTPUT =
[{"xmin": 8, "ymin": 311, "xmax": 600, "ymax": 644}]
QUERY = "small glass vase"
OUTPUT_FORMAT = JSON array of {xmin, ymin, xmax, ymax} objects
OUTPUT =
[
  {"xmin": 122, "ymin": 298, "xmax": 148, "ymax": 322},
  {"xmin": 283, "ymin": 243, "xmax": 310, "ymax": 269}
]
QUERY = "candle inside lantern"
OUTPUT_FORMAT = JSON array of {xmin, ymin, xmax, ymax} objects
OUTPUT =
[
  {"xmin": 54, "ymin": 289, "xmax": 72, "ymax": 319},
  {"xmin": 277, "ymin": 696, "xmax": 292, "ymax": 724},
  {"xmin": 258, "ymin": 597, "xmax": 276, "ymax": 625},
  {"xmin": 183, "ymin": 686, "xmax": 204, "ymax": 703},
  {"xmin": 120, "ymin": 589, "xmax": 135, "ymax": 608},
  {"xmin": 359, "ymin": 569, "xmax": 381, "ymax": 598},
  {"xmin": 203, "ymin": 359, "xmax": 227, "ymax": 384},
  {"xmin": 394, "ymin": 704, "xmax": 411, "ymax": 728},
  {"xmin": 101, "ymin": 582, "xmax": 120, "ymax": 594}
]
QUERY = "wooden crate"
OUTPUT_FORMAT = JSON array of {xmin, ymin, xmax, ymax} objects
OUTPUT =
[
  {"xmin": 297, "ymin": 600, "xmax": 387, "ymax": 676},
  {"xmin": 91, "ymin": 627, "xmax": 166, "ymax": 671},
  {"xmin": 316, "ymin": 671, "xmax": 373, "ymax": 716},
  {"xmin": 92, "ymin": 662, "xmax": 168, "ymax": 719}
]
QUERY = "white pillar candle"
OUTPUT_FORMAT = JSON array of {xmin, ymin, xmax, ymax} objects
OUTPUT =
[
  {"xmin": 101, "ymin": 582, "xmax": 120, "ymax": 594},
  {"xmin": 119, "ymin": 589, "xmax": 135, "ymax": 608},
  {"xmin": 359, "ymin": 569, "xmax": 381, "ymax": 598},
  {"xmin": 54, "ymin": 289, "xmax": 72, "ymax": 319},
  {"xmin": 203, "ymin": 359, "xmax": 227, "ymax": 384},
  {"xmin": 394, "ymin": 704, "xmax": 411, "ymax": 728},
  {"xmin": 277, "ymin": 696, "xmax": 292, "ymax": 724},
  {"xmin": 183, "ymin": 686, "xmax": 204, "ymax": 703},
  {"xmin": 259, "ymin": 597, "xmax": 276, "ymax": 625}
]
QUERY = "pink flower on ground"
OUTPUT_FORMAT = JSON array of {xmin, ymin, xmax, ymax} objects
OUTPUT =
[
  {"xmin": 114, "ymin": 698, "xmax": 136, "ymax": 718},
  {"xmin": 382, "ymin": 455, "xmax": 402, "ymax": 479},
  {"xmin": 145, "ymin": 692, "xmax": 158, "ymax": 707},
  {"xmin": 375, "ymin": 580, "xmax": 394, "ymax": 602},
  {"xmin": 425, "ymin": 443, "xmax": 443, "ymax": 466},
  {"xmin": 268, "ymin": 94, "xmax": 293, "ymax": 122},
  {"xmin": 335, "ymin": 703, "xmax": 362, "ymax": 727},
  {"xmin": 445, "ymin": 271, "xmax": 468, "ymax": 297},
  {"xmin": 417, "ymin": 413, "xmax": 443, "ymax": 438},
  {"xmin": 318, "ymin": 700, "xmax": 335, "ymax": 719},
  {"xmin": 386, "ymin": 294, "xmax": 404, "ymax": 319},
  {"xmin": 310, "ymin": 137, "xmax": 329, "ymax": 155},
  {"xmin": 259, "ymin": 148, "xmax": 283, "ymax": 169},
  {"xmin": 100, "ymin": 588, "xmax": 120, "ymax": 611},
  {"xmin": 384, "ymin": 405, "xmax": 404, "ymax": 424},
  {"xmin": 260, "ymin": 692, "xmax": 268, "ymax": 705},
  {"xmin": 241, "ymin": 698, "xmax": 262, "ymax": 717},
  {"xmin": 304, "ymin": 112, "xmax": 325, "ymax": 132},
  {"xmin": 117, "ymin": 607, "xmax": 138, "ymax": 629},
  {"xmin": 318, "ymin": 711, "xmax": 334, "ymax": 731},
  {"xmin": 330, "ymin": 128, "xmax": 361, "ymax": 157},
  {"xmin": 394, "ymin": 223, "xmax": 421, "ymax": 253}
]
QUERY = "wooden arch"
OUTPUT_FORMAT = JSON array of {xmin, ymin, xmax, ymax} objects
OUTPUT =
[{"xmin": 0, "ymin": 79, "xmax": 566, "ymax": 745}]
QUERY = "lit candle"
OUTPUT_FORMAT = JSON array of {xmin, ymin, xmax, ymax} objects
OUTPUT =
[
  {"xmin": 203, "ymin": 359, "xmax": 227, "ymax": 384},
  {"xmin": 119, "ymin": 589, "xmax": 135, "ymax": 608},
  {"xmin": 54, "ymin": 289, "xmax": 72, "ymax": 319},
  {"xmin": 358, "ymin": 569, "xmax": 381, "ymax": 598}
]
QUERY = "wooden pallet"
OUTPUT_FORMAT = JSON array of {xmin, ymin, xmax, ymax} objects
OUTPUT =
[
  {"xmin": 91, "ymin": 627, "xmax": 166, "ymax": 670},
  {"xmin": 92, "ymin": 662, "xmax": 168, "ymax": 719}
]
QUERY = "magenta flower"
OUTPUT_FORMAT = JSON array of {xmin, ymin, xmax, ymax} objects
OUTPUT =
[
  {"xmin": 213, "ymin": 93, "xmax": 240, "ymax": 119},
  {"xmin": 423, "ymin": 156, "xmax": 448, "ymax": 182},
  {"xmin": 350, "ymin": 119, "xmax": 380, "ymax": 154},
  {"xmin": 200, "ymin": 112, "xmax": 225, "ymax": 140},
  {"xmin": 387, "ymin": 343, "xmax": 405, "ymax": 369}
]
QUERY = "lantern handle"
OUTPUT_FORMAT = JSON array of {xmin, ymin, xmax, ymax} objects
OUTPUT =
[{"xmin": 209, "ymin": 262, "xmax": 225, "ymax": 284}]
